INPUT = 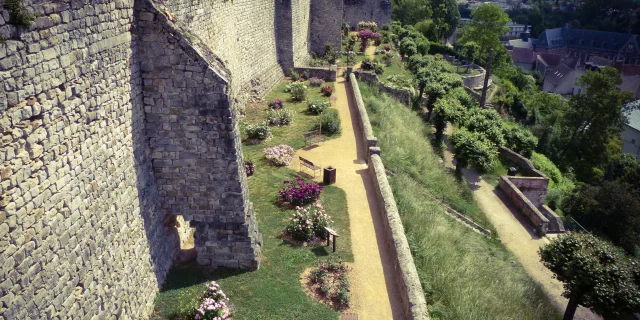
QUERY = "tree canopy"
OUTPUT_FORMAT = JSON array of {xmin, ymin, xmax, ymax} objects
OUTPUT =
[
  {"xmin": 458, "ymin": 3, "xmax": 510, "ymax": 59},
  {"xmin": 539, "ymin": 232, "xmax": 640, "ymax": 319}
]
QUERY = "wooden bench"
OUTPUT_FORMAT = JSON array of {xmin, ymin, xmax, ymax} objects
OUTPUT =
[
  {"xmin": 324, "ymin": 227, "xmax": 340, "ymax": 252},
  {"xmin": 304, "ymin": 130, "xmax": 325, "ymax": 145},
  {"xmin": 299, "ymin": 156, "xmax": 321, "ymax": 177}
]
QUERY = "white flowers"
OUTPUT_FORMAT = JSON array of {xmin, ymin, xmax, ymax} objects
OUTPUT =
[{"xmin": 264, "ymin": 144, "xmax": 295, "ymax": 166}]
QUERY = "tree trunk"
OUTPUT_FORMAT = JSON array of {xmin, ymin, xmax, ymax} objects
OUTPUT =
[{"xmin": 563, "ymin": 297, "xmax": 579, "ymax": 320}]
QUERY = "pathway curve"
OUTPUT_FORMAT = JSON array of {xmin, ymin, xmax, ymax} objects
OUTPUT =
[
  {"xmin": 442, "ymin": 124, "xmax": 600, "ymax": 320},
  {"xmin": 289, "ymin": 73, "xmax": 403, "ymax": 319}
]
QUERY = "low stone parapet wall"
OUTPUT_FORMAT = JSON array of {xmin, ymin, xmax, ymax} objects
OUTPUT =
[
  {"xmin": 350, "ymin": 74, "xmax": 429, "ymax": 319},
  {"xmin": 498, "ymin": 176, "xmax": 550, "ymax": 235},
  {"xmin": 350, "ymin": 73, "xmax": 378, "ymax": 153},
  {"xmin": 353, "ymin": 71, "xmax": 413, "ymax": 106},
  {"xmin": 370, "ymin": 155, "xmax": 430, "ymax": 319},
  {"xmin": 293, "ymin": 66, "xmax": 337, "ymax": 82}
]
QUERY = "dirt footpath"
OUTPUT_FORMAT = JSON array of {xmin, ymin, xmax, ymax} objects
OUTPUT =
[
  {"xmin": 289, "ymin": 74, "xmax": 403, "ymax": 319},
  {"xmin": 443, "ymin": 124, "xmax": 601, "ymax": 320}
]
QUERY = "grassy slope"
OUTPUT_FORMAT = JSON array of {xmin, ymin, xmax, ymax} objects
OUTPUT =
[
  {"xmin": 152, "ymin": 80, "xmax": 352, "ymax": 320},
  {"xmin": 360, "ymin": 83, "xmax": 560, "ymax": 320}
]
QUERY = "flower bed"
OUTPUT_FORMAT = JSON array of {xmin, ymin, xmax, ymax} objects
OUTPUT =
[
  {"xmin": 244, "ymin": 160, "xmax": 256, "ymax": 176},
  {"xmin": 321, "ymin": 85, "xmax": 333, "ymax": 97},
  {"xmin": 268, "ymin": 98, "xmax": 285, "ymax": 110},
  {"xmin": 305, "ymin": 255, "xmax": 351, "ymax": 310},
  {"xmin": 307, "ymin": 99, "xmax": 330, "ymax": 115},
  {"xmin": 264, "ymin": 145, "xmax": 295, "ymax": 166},
  {"xmin": 266, "ymin": 108, "xmax": 294, "ymax": 126},
  {"xmin": 192, "ymin": 281, "xmax": 231, "ymax": 320},
  {"xmin": 286, "ymin": 202, "xmax": 333, "ymax": 242},
  {"xmin": 309, "ymin": 77, "xmax": 325, "ymax": 87},
  {"xmin": 279, "ymin": 177, "xmax": 323, "ymax": 206},
  {"xmin": 245, "ymin": 122, "xmax": 272, "ymax": 140}
]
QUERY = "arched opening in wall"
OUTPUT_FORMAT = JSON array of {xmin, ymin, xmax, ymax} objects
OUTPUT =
[{"xmin": 163, "ymin": 214, "xmax": 197, "ymax": 264}]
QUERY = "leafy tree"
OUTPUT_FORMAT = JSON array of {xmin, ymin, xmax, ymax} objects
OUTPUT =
[
  {"xmin": 554, "ymin": 67, "xmax": 634, "ymax": 179},
  {"xmin": 604, "ymin": 153, "xmax": 640, "ymax": 190},
  {"xmin": 416, "ymin": 39, "xmax": 430, "ymax": 55},
  {"xmin": 451, "ymin": 128, "xmax": 499, "ymax": 175},
  {"xmin": 458, "ymin": 3, "xmax": 510, "ymax": 59},
  {"xmin": 424, "ymin": 72, "xmax": 463, "ymax": 119},
  {"xmin": 399, "ymin": 37, "xmax": 418, "ymax": 59},
  {"xmin": 462, "ymin": 41, "xmax": 479, "ymax": 71},
  {"xmin": 392, "ymin": 0, "xmax": 431, "ymax": 25},
  {"xmin": 539, "ymin": 232, "xmax": 640, "ymax": 320},
  {"xmin": 430, "ymin": 0, "xmax": 461, "ymax": 40},
  {"xmin": 433, "ymin": 94, "xmax": 467, "ymax": 141},
  {"xmin": 414, "ymin": 19, "xmax": 438, "ymax": 41},
  {"xmin": 459, "ymin": 108, "xmax": 505, "ymax": 147},
  {"xmin": 503, "ymin": 124, "xmax": 538, "ymax": 157},
  {"xmin": 323, "ymin": 42, "xmax": 339, "ymax": 64}
]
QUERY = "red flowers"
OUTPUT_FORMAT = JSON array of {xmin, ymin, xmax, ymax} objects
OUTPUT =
[{"xmin": 321, "ymin": 85, "xmax": 333, "ymax": 97}]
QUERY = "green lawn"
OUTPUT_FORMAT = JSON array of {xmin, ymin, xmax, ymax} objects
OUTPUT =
[
  {"xmin": 241, "ymin": 80, "xmax": 339, "ymax": 162},
  {"xmin": 152, "ymin": 80, "xmax": 352, "ymax": 320},
  {"xmin": 445, "ymin": 60, "xmax": 481, "ymax": 77},
  {"xmin": 359, "ymin": 83, "xmax": 561, "ymax": 320}
]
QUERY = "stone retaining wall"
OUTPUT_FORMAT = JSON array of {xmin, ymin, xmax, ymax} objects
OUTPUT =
[
  {"xmin": 354, "ymin": 71, "xmax": 413, "ymax": 106},
  {"xmin": 294, "ymin": 66, "xmax": 338, "ymax": 82},
  {"xmin": 498, "ymin": 177, "xmax": 550, "ymax": 235},
  {"xmin": 349, "ymin": 75, "xmax": 429, "ymax": 319},
  {"xmin": 309, "ymin": 0, "xmax": 343, "ymax": 55},
  {"xmin": 343, "ymin": 0, "xmax": 392, "ymax": 27},
  {"xmin": 462, "ymin": 65, "xmax": 486, "ymax": 90},
  {"xmin": 499, "ymin": 147, "xmax": 547, "ymax": 178}
]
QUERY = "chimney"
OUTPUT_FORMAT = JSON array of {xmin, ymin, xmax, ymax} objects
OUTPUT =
[{"xmin": 521, "ymin": 21, "xmax": 530, "ymax": 42}]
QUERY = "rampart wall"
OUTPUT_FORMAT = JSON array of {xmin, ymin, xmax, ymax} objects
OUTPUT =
[
  {"xmin": 0, "ymin": 1, "xmax": 177, "ymax": 318},
  {"xmin": 343, "ymin": 0, "xmax": 392, "ymax": 27}
]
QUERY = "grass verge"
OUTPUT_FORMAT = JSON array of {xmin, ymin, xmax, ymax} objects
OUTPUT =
[{"xmin": 359, "ymin": 83, "xmax": 561, "ymax": 320}]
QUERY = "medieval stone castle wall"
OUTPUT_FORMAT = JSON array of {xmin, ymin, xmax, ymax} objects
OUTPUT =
[{"xmin": 0, "ymin": 0, "xmax": 390, "ymax": 318}]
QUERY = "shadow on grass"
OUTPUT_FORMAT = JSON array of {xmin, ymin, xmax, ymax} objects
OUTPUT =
[{"xmin": 160, "ymin": 264, "xmax": 251, "ymax": 292}]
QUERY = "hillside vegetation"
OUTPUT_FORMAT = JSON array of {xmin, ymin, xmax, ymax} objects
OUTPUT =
[{"xmin": 359, "ymin": 83, "xmax": 560, "ymax": 320}]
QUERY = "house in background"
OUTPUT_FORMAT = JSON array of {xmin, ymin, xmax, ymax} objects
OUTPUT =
[
  {"xmin": 541, "ymin": 64, "xmax": 584, "ymax": 95},
  {"xmin": 623, "ymin": 108, "xmax": 640, "ymax": 159},
  {"xmin": 534, "ymin": 27, "xmax": 640, "ymax": 66},
  {"xmin": 510, "ymin": 47, "xmax": 536, "ymax": 70}
]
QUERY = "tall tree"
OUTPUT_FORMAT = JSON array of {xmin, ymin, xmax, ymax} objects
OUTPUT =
[
  {"xmin": 392, "ymin": 0, "xmax": 431, "ymax": 25},
  {"xmin": 539, "ymin": 233, "xmax": 640, "ymax": 320},
  {"xmin": 555, "ymin": 67, "xmax": 634, "ymax": 178},
  {"xmin": 430, "ymin": 0, "xmax": 461, "ymax": 40},
  {"xmin": 458, "ymin": 3, "xmax": 510, "ymax": 58}
]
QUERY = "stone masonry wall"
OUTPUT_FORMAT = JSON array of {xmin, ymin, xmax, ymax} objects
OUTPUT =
[
  {"xmin": 343, "ymin": 0, "xmax": 392, "ymax": 27},
  {"xmin": 310, "ymin": 0, "xmax": 343, "ymax": 55},
  {"xmin": 291, "ymin": 0, "xmax": 311, "ymax": 66},
  {"xmin": 153, "ymin": 0, "xmax": 285, "ymax": 110},
  {"xmin": 0, "ymin": 0, "xmax": 179, "ymax": 318},
  {"xmin": 136, "ymin": 0, "xmax": 261, "ymax": 269}
]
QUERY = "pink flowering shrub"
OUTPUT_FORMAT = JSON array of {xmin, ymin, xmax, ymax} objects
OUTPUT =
[
  {"xmin": 286, "ymin": 202, "xmax": 333, "ymax": 241},
  {"xmin": 264, "ymin": 144, "xmax": 295, "ymax": 166},
  {"xmin": 192, "ymin": 281, "xmax": 231, "ymax": 320},
  {"xmin": 357, "ymin": 30, "xmax": 380, "ymax": 52},
  {"xmin": 279, "ymin": 177, "xmax": 323, "ymax": 206},
  {"xmin": 244, "ymin": 160, "xmax": 256, "ymax": 176},
  {"xmin": 384, "ymin": 44, "xmax": 391, "ymax": 51},
  {"xmin": 309, "ymin": 77, "xmax": 325, "ymax": 87}
]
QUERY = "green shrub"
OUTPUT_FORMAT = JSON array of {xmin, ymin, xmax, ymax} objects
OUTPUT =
[
  {"xmin": 290, "ymin": 70, "xmax": 300, "ymax": 81},
  {"xmin": 531, "ymin": 152, "xmax": 562, "ymax": 183},
  {"xmin": 288, "ymin": 82, "xmax": 307, "ymax": 101},
  {"xmin": 266, "ymin": 108, "xmax": 294, "ymax": 126},
  {"xmin": 315, "ymin": 109, "xmax": 341, "ymax": 135},
  {"xmin": 307, "ymin": 99, "xmax": 330, "ymax": 115},
  {"xmin": 245, "ymin": 122, "xmax": 272, "ymax": 140},
  {"xmin": 374, "ymin": 63, "xmax": 385, "ymax": 75},
  {"xmin": 504, "ymin": 124, "xmax": 538, "ymax": 157}
]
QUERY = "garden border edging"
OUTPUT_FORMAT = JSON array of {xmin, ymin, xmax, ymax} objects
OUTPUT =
[{"xmin": 349, "ymin": 73, "xmax": 430, "ymax": 320}]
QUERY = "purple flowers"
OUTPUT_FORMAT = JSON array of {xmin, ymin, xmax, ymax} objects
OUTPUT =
[
  {"xmin": 279, "ymin": 177, "xmax": 323, "ymax": 206},
  {"xmin": 309, "ymin": 77, "xmax": 325, "ymax": 87},
  {"xmin": 268, "ymin": 98, "xmax": 284, "ymax": 110},
  {"xmin": 358, "ymin": 29, "xmax": 381, "ymax": 52},
  {"xmin": 192, "ymin": 281, "xmax": 230, "ymax": 320},
  {"xmin": 244, "ymin": 160, "xmax": 256, "ymax": 176}
]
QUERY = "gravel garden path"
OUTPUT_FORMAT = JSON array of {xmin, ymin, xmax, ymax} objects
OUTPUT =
[
  {"xmin": 442, "ymin": 123, "xmax": 600, "ymax": 320},
  {"xmin": 289, "ymin": 73, "xmax": 403, "ymax": 319}
]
